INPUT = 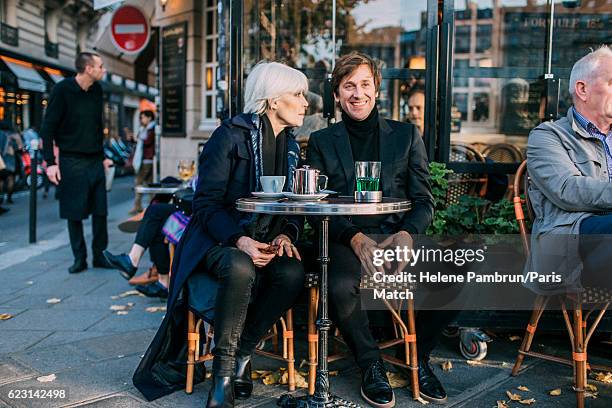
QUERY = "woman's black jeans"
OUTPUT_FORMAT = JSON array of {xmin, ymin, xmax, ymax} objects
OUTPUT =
[
  {"xmin": 199, "ymin": 246, "xmax": 305, "ymax": 377},
  {"xmin": 134, "ymin": 203, "xmax": 174, "ymax": 275}
]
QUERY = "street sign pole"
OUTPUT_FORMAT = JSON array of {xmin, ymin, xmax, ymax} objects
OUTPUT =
[{"xmin": 28, "ymin": 140, "xmax": 39, "ymax": 244}]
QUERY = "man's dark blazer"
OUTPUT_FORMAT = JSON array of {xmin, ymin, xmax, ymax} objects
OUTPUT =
[{"xmin": 306, "ymin": 117, "xmax": 433, "ymax": 242}]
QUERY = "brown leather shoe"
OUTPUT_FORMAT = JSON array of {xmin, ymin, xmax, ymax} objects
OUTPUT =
[{"xmin": 129, "ymin": 265, "xmax": 159, "ymax": 286}]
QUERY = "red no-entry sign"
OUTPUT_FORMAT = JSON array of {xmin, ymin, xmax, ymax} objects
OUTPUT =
[{"xmin": 110, "ymin": 5, "xmax": 150, "ymax": 55}]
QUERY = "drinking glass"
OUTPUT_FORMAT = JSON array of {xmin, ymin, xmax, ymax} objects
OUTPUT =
[
  {"xmin": 178, "ymin": 160, "xmax": 196, "ymax": 187},
  {"xmin": 355, "ymin": 161, "xmax": 381, "ymax": 192}
]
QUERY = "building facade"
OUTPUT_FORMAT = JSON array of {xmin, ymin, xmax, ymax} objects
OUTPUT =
[
  {"xmin": 154, "ymin": 0, "xmax": 611, "ymax": 177},
  {"xmin": 0, "ymin": 0, "xmax": 156, "ymax": 143}
]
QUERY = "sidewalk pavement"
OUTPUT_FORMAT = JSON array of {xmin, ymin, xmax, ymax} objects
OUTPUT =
[{"xmin": 0, "ymin": 197, "xmax": 610, "ymax": 407}]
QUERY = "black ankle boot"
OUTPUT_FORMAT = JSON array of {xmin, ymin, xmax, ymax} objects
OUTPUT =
[
  {"xmin": 234, "ymin": 354, "xmax": 253, "ymax": 399},
  {"xmin": 206, "ymin": 376, "xmax": 234, "ymax": 408}
]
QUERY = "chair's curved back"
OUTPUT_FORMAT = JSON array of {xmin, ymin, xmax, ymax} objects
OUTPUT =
[
  {"xmin": 483, "ymin": 143, "xmax": 524, "ymax": 163},
  {"xmin": 447, "ymin": 142, "xmax": 488, "ymax": 204},
  {"xmin": 513, "ymin": 160, "xmax": 533, "ymax": 255}
]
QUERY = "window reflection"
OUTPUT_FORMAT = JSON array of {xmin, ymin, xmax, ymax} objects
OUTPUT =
[{"xmin": 243, "ymin": 0, "xmax": 429, "ymax": 126}]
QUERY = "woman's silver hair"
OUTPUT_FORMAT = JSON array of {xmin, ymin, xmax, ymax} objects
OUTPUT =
[
  {"xmin": 569, "ymin": 45, "xmax": 612, "ymax": 101},
  {"xmin": 243, "ymin": 61, "xmax": 308, "ymax": 115}
]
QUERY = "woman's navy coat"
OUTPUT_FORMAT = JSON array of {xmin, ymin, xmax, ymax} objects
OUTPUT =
[{"xmin": 133, "ymin": 113, "xmax": 302, "ymax": 401}]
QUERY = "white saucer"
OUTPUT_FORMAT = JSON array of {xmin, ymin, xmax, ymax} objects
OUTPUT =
[
  {"xmin": 283, "ymin": 192, "xmax": 329, "ymax": 201},
  {"xmin": 251, "ymin": 191, "xmax": 285, "ymax": 199}
]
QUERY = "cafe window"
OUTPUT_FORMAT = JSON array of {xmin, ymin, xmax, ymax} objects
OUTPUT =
[
  {"xmin": 200, "ymin": 0, "xmax": 219, "ymax": 129},
  {"xmin": 447, "ymin": 0, "xmax": 611, "ymax": 168}
]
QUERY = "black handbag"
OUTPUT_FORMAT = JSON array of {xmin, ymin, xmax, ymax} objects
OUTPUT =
[{"xmin": 173, "ymin": 188, "xmax": 194, "ymax": 216}]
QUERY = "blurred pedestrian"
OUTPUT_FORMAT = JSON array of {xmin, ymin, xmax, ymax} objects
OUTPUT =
[
  {"xmin": 40, "ymin": 51, "xmax": 114, "ymax": 274},
  {"xmin": 130, "ymin": 110, "xmax": 156, "ymax": 214},
  {"xmin": 0, "ymin": 124, "xmax": 22, "ymax": 204}
]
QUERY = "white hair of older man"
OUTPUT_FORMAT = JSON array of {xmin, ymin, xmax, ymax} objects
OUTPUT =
[
  {"xmin": 569, "ymin": 45, "xmax": 612, "ymax": 101},
  {"xmin": 243, "ymin": 61, "xmax": 308, "ymax": 115}
]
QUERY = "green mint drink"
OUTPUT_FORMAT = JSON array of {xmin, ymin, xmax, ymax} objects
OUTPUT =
[{"xmin": 356, "ymin": 177, "xmax": 380, "ymax": 191}]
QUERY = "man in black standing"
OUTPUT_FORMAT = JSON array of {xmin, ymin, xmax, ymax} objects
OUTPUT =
[
  {"xmin": 41, "ymin": 52, "xmax": 113, "ymax": 274},
  {"xmin": 307, "ymin": 52, "xmax": 453, "ymax": 405}
]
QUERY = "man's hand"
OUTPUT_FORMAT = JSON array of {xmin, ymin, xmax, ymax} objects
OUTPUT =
[
  {"xmin": 272, "ymin": 234, "xmax": 301, "ymax": 260},
  {"xmin": 103, "ymin": 159, "xmax": 114, "ymax": 170},
  {"xmin": 46, "ymin": 164, "xmax": 61, "ymax": 185},
  {"xmin": 236, "ymin": 236, "xmax": 276, "ymax": 267},
  {"xmin": 350, "ymin": 232, "xmax": 383, "ymax": 276},
  {"xmin": 379, "ymin": 231, "xmax": 414, "ymax": 274}
]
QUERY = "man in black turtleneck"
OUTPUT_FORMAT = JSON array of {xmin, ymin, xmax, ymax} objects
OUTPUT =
[{"xmin": 307, "ymin": 52, "xmax": 451, "ymax": 406}]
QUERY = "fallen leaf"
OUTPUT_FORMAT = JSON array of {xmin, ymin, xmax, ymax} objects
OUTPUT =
[
  {"xmin": 116, "ymin": 311, "xmax": 129, "ymax": 315},
  {"xmin": 509, "ymin": 335, "xmax": 521, "ymax": 341},
  {"xmin": 593, "ymin": 371, "xmax": 612, "ymax": 384},
  {"xmin": 387, "ymin": 372, "xmax": 408, "ymax": 388},
  {"xmin": 298, "ymin": 370, "xmax": 309, "ymax": 378},
  {"xmin": 586, "ymin": 383, "xmax": 598, "ymax": 392},
  {"xmin": 26, "ymin": 281, "xmax": 34, "ymax": 285},
  {"xmin": 585, "ymin": 391, "xmax": 598, "ymax": 399},
  {"xmin": 299, "ymin": 359, "xmax": 308, "ymax": 369},
  {"xmin": 117, "ymin": 290, "xmax": 144, "ymax": 298},
  {"xmin": 415, "ymin": 396, "xmax": 429, "ymax": 405},
  {"xmin": 295, "ymin": 371, "xmax": 308, "ymax": 389},
  {"xmin": 549, "ymin": 388, "xmax": 562, "ymax": 396},
  {"xmin": 251, "ymin": 370, "xmax": 271, "ymax": 380},
  {"xmin": 205, "ymin": 372, "xmax": 212, "ymax": 379},
  {"xmin": 517, "ymin": 385, "xmax": 530, "ymax": 392},
  {"xmin": 519, "ymin": 398, "xmax": 536, "ymax": 405},
  {"xmin": 117, "ymin": 355, "xmax": 124, "ymax": 358},
  {"xmin": 496, "ymin": 401, "xmax": 510, "ymax": 408},
  {"xmin": 329, "ymin": 370, "xmax": 339, "ymax": 376},
  {"xmin": 262, "ymin": 371, "xmax": 281, "ymax": 385},
  {"xmin": 0, "ymin": 314, "xmax": 14, "ymax": 320},
  {"xmin": 441, "ymin": 361, "xmax": 453, "ymax": 372},
  {"xmin": 37, "ymin": 374, "xmax": 56, "ymax": 382},
  {"xmin": 145, "ymin": 306, "xmax": 167, "ymax": 313},
  {"xmin": 110, "ymin": 305, "xmax": 129, "ymax": 311},
  {"xmin": 280, "ymin": 371, "xmax": 288, "ymax": 385},
  {"xmin": 466, "ymin": 360, "xmax": 481, "ymax": 366},
  {"xmin": 501, "ymin": 362, "xmax": 511, "ymax": 367},
  {"xmin": 110, "ymin": 296, "xmax": 119, "ymax": 300},
  {"xmin": 46, "ymin": 298, "xmax": 61, "ymax": 304},
  {"xmin": 506, "ymin": 391, "xmax": 522, "ymax": 401}
]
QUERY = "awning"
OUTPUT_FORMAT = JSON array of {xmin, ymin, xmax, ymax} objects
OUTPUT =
[
  {"xmin": 47, "ymin": 73, "xmax": 65, "ymax": 84},
  {"xmin": 1, "ymin": 56, "xmax": 47, "ymax": 92}
]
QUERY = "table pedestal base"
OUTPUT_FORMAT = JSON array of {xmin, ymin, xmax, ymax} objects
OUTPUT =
[{"xmin": 278, "ymin": 393, "xmax": 362, "ymax": 408}]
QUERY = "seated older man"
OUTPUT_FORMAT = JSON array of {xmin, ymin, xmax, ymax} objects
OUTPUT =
[{"xmin": 527, "ymin": 45, "xmax": 612, "ymax": 292}]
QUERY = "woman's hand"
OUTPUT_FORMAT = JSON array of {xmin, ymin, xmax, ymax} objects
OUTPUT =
[
  {"xmin": 236, "ymin": 236, "xmax": 276, "ymax": 267},
  {"xmin": 272, "ymin": 234, "xmax": 302, "ymax": 260}
]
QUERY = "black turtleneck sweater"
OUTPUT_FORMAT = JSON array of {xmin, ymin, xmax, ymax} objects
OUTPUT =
[
  {"xmin": 340, "ymin": 107, "xmax": 383, "ymax": 245},
  {"xmin": 342, "ymin": 106, "xmax": 380, "ymax": 162}
]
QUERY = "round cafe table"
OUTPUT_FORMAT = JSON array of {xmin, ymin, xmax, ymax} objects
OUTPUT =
[
  {"xmin": 236, "ymin": 196, "xmax": 411, "ymax": 408},
  {"xmin": 134, "ymin": 185, "xmax": 180, "ymax": 195}
]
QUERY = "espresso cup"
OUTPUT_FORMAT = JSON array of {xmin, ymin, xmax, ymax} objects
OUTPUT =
[{"xmin": 260, "ymin": 176, "xmax": 286, "ymax": 193}]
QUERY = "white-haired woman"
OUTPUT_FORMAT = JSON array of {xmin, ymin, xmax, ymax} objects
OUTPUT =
[{"xmin": 133, "ymin": 61, "xmax": 309, "ymax": 408}]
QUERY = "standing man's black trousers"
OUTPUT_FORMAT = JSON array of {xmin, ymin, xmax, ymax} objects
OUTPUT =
[{"xmin": 59, "ymin": 154, "xmax": 108, "ymax": 262}]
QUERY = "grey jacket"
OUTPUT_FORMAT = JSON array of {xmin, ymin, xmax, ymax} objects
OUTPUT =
[{"xmin": 526, "ymin": 107, "xmax": 612, "ymax": 293}]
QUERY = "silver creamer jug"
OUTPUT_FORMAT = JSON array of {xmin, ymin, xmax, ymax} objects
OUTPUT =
[{"xmin": 292, "ymin": 165, "xmax": 328, "ymax": 195}]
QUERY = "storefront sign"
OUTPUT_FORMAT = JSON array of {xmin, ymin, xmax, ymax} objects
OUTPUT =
[
  {"xmin": 110, "ymin": 5, "xmax": 150, "ymax": 55},
  {"xmin": 162, "ymin": 22, "xmax": 187, "ymax": 137}
]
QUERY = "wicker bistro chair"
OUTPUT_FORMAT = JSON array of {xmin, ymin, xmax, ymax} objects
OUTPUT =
[
  {"xmin": 483, "ymin": 143, "xmax": 524, "ymax": 199},
  {"xmin": 165, "ymin": 242, "xmax": 298, "ymax": 394},
  {"xmin": 359, "ymin": 273, "xmax": 420, "ymax": 400},
  {"xmin": 447, "ymin": 143, "xmax": 488, "ymax": 204},
  {"xmin": 511, "ymin": 161, "xmax": 612, "ymax": 408}
]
